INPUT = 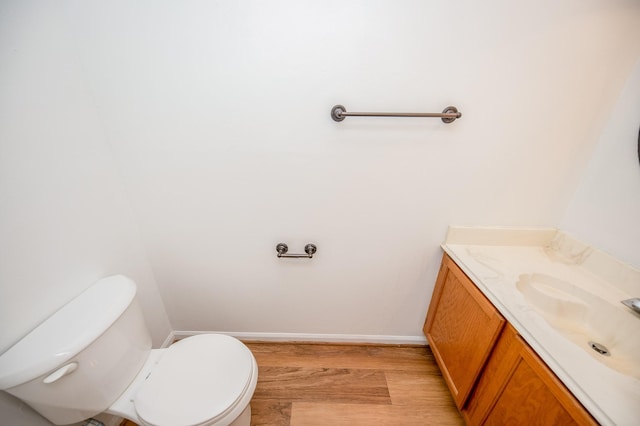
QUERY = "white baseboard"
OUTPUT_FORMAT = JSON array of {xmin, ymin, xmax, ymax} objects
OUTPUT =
[
  {"xmin": 160, "ymin": 331, "xmax": 176, "ymax": 348},
  {"xmin": 170, "ymin": 330, "xmax": 428, "ymax": 345}
]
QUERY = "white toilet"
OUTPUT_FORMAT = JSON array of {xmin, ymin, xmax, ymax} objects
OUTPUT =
[{"xmin": 0, "ymin": 275, "xmax": 258, "ymax": 426}]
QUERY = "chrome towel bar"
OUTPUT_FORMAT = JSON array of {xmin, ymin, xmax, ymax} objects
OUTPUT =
[
  {"xmin": 276, "ymin": 243, "xmax": 317, "ymax": 259},
  {"xmin": 331, "ymin": 104, "xmax": 461, "ymax": 123}
]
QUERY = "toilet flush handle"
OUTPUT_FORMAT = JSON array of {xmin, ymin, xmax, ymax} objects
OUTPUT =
[{"xmin": 43, "ymin": 362, "xmax": 78, "ymax": 384}]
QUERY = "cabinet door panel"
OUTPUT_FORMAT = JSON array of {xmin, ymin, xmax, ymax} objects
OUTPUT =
[
  {"xmin": 485, "ymin": 357, "xmax": 575, "ymax": 425},
  {"xmin": 423, "ymin": 254, "xmax": 505, "ymax": 408},
  {"xmin": 464, "ymin": 324, "xmax": 597, "ymax": 426}
]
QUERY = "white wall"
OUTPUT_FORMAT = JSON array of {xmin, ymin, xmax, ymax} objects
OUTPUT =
[
  {"xmin": 0, "ymin": 2, "xmax": 172, "ymax": 422},
  {"xmin": 57, "ymin": 0, "xmax": 640, "ymax": 340},
  {"xmin": 0, "ymin": 1, "xmax": 171, "ymax": 353},
  {"xmin": 560, "ymin": 58, "xmax": 640, "ymax": 269},
  {"xmin": 4, "ymin": 1, "xmax": 638, "ymax": 423}
]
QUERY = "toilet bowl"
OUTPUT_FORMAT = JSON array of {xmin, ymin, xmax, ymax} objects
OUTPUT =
[
  {"xmin": 0, "ymin": 276, "xmax": 258, "ymax": 426},
  {"xmin": 109, "ymin": 334, "xmax": 258, "ymax": 426}
]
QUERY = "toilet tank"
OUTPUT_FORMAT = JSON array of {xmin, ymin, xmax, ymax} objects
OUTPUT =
[{"xmin": 0, "ymin": 276, "xmax": 152, "ymax": 425}]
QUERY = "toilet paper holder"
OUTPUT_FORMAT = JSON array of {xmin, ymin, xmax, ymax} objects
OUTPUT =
[{"xmin": 276, "ymin": 243, "xmax": 317, "ymax": 259}]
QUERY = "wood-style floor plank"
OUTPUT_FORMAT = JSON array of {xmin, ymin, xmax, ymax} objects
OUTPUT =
[
  {"xmin": 289, "ymin": 402, "xmax": 465, "ymax": 426},
  {"xmin": 245, "ymin": 342, "xmax": 437, "ymax": 372},
  {"xmin": 249, "ymin": 400, "xmax": 291, "ymax": 426},
  {"xmin": 385, "ymin": 370, "xmax": 459, "ymax": 407},
  {"xmin": 253, "ymin": 366, "xmax": 391, "ymax": 404}
]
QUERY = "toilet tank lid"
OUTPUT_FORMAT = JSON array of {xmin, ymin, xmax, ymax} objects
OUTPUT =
[{"xmin": 0, "ymin": 275, "xmax": 137, "ymax": 390}]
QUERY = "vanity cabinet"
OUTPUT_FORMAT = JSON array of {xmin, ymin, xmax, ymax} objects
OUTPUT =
[
  {"xmin": 424, "ymin": 254, "xmax": 597, "ymax": 425},
  {"xmin": 423, "ymin": 254, "xmax": 505, "ymax": 408}
]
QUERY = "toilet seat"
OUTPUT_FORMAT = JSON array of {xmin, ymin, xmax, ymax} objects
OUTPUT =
[{"xmin": 134, "ymin": 334, "xmax": 257, "ymax": 426}]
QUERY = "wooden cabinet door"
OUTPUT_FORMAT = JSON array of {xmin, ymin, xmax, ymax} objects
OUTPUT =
[
  {"xmin": 423, "ymin": 254, "xmax": 505, "ymax": 408},
  {"xmin": 463, "ymin": 324, "xmax": 597, "ymax": 426}
]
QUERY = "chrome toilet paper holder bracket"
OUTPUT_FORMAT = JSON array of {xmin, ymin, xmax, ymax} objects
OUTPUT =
[{"xmin": 276, "ymin": 243, "xmax": 317, "ymax": 258}]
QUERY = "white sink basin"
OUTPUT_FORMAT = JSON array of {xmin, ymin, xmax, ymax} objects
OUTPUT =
[{"xmin": 516, "ymin": 273, "xmax": 640, "ymax": 378}]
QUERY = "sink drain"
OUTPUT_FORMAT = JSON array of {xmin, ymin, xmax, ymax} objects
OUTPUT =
[{"xmin": 588, "ymin": 341, "xmax": 610, "ymax": 356}]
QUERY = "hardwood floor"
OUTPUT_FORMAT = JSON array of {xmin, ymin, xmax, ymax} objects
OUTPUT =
[
  {"xmin": 247, "ymin": 342, "xmax": 463, "ymax": 426},
  {"xmin": 120, "ymin": 342, "xmax": 463, "ymax": 426}
]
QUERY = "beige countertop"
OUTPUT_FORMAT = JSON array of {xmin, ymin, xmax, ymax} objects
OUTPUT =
[{"xmin": 442, "ymin": 227, "xmax": 640, "ymax": 426}]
